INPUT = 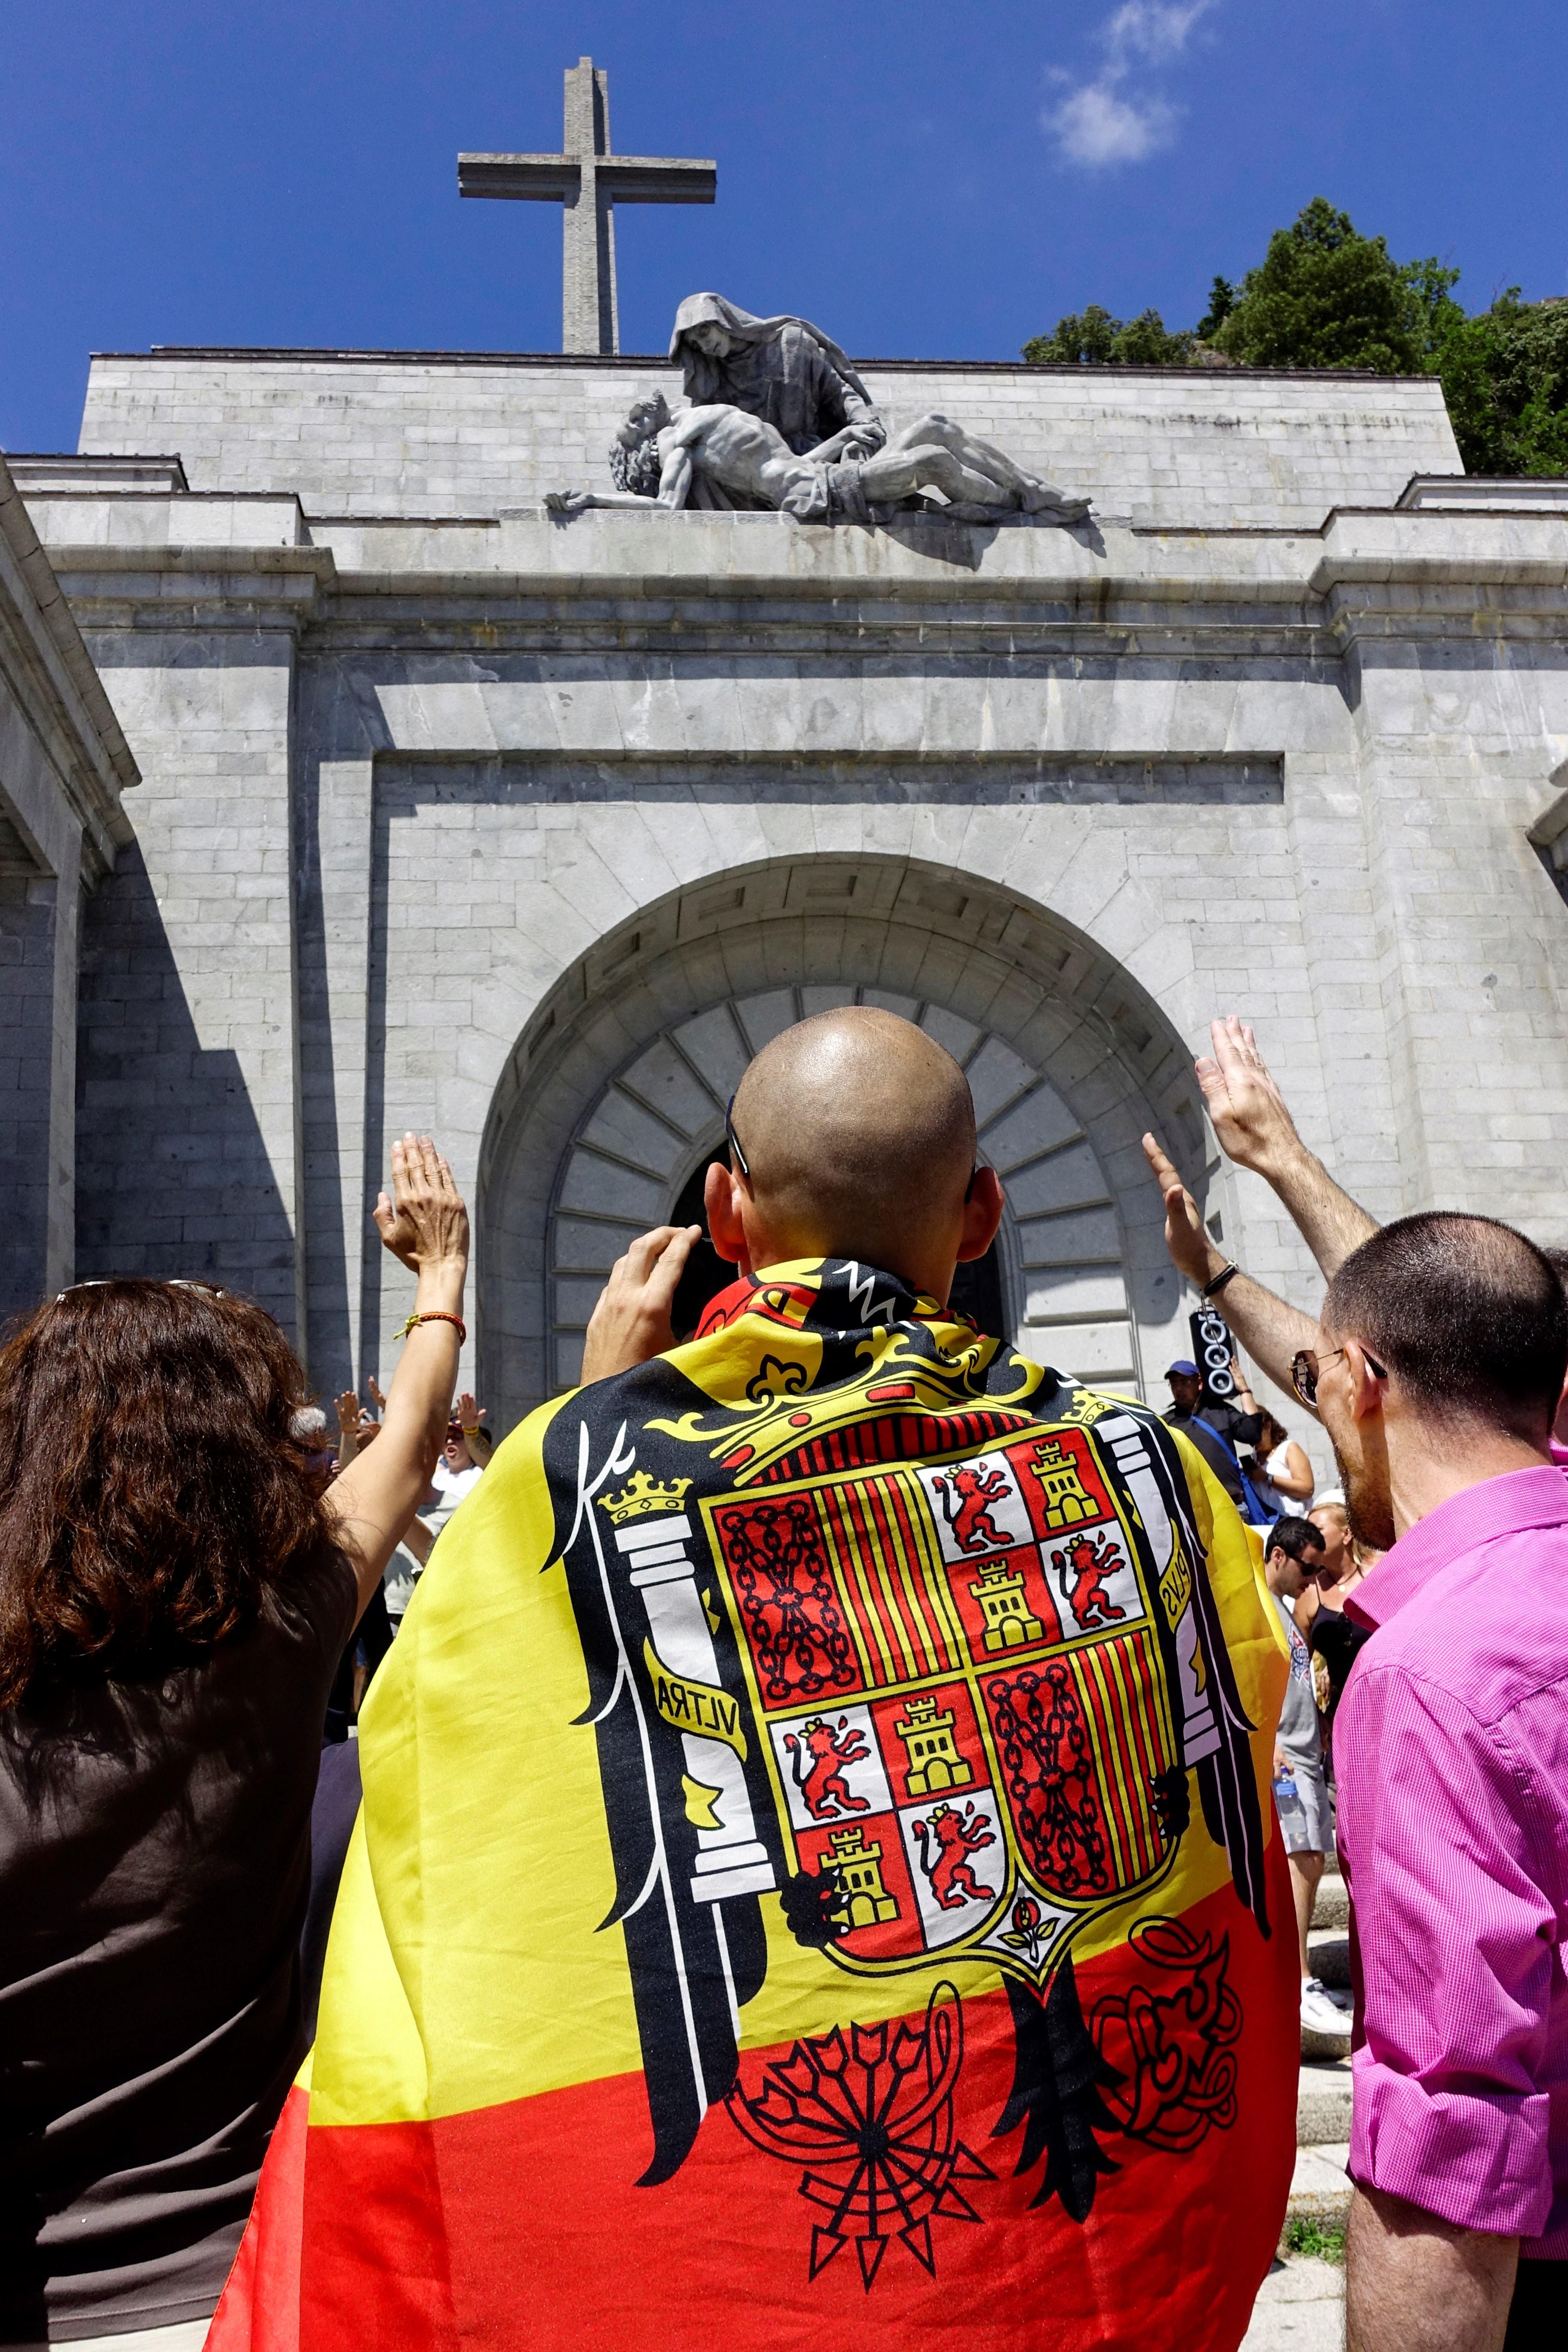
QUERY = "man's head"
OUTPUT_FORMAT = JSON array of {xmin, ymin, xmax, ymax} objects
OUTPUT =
[
  {"xmin": 613, "ymin": 389, "xmax": 671, "ymax": 454},
  {"xmin": 1311, "ymin": 1212, "xmax": 1568, "ymax": 1550},
  {"xmin": 1307, "ymin": 1500, "xmax": 1351, "ymax": 1582},
  {"xmin": 1165, "ymin": 1359, "xmax": 1203, "ymax": 1415},
  {"xmin": 1264, "ymin": 1514, "xmax": 1326, "ymax": 1599},
  {"xmin": 443, "ymin": 1420, "xmax": 474, "ymax": 1473},
  {"xmin": 704, "ymin": 1008, "xmax": 1003, "ymax": 1302},
  {"xmin": 290, "ymin": 1403, "xmax": 335, "ymax": 1486},
  {"xmin": 607, "ymin": 391, "xmax": 672, "ymax": 502}
]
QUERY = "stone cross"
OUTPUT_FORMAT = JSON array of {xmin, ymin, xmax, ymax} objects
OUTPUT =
[{"xmin": 458, "ymin": 57, "xmax": 717, "ymax": 355}]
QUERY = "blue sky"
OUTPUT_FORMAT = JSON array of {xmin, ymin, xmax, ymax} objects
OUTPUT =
[{"xmin": 3, "ymin": 0, "xmax": 1565, "ymax": 450}]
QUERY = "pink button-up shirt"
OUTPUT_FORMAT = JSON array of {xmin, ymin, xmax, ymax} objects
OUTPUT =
[{"xmin": 1338, "ymin": 1465, "xmax": 1568, "ymax": 2251}]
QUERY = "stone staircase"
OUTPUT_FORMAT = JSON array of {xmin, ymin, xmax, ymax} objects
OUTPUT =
[{"xmin": 1289, "ymin": 1867, "xmax": 1354, "ymax": 2229}]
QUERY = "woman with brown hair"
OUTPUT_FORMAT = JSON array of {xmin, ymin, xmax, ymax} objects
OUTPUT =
[{"xmin": 0, "ymin": 1134, "xmax": 468, "ymax": 2351}]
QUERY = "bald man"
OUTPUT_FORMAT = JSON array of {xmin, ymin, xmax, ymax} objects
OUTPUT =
[{"xmin": 231, "ymin": 1009, "xmax": 1298, "ymax": 2352}]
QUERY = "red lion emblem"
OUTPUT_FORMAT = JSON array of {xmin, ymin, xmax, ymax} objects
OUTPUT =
[
  {"xmin": 1053, "ymin": 1531, "xmax": 1127, "ymax": 1629},
  {"xmin": 932, "ymin": 1463, "xmax": 1012, "ymax": 1554},
  {"xmin": 912, "ymin": 1800, "xmax": 997, "ymax": 1910},
  {"xmin": 784, "ymin": 1715, "xmax": 871, "ymax": 1821}
]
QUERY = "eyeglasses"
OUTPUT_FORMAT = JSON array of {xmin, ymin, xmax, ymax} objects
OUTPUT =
[
  {"xmin": 724, "ymin": 1095, "xmax": 983, "ymax": 1204},
  {"xmin": 725, "ymin": 1092, "xmax": 750, "ymax": 1182},
  {"xmin": 55, "ymin": 1277, "xmax": 227, "ymax": 1302},
  {"xmin": 1290, "ymin": 1344, "xmax": 1387, "ymax": 1407}
]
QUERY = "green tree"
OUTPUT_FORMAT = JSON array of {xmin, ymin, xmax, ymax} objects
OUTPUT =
[
  {"xmin": 1209, "ymin": 197, "xmax": 1427, "ymax": 371},
  {"xmin": 1022, "ymin": 304, "xmax": 1192, "ymax": 367},
  {"xmin": 1427, "ymin": 293, "xmax": 1568, "ymax": 475},
  {"xmin": 1019, "ymin": 198, "xmax": 1568, "ymax": 476},
  {"xmin": 1194, "ymin": 276, "xmax": 1236, "ymax": 343}
]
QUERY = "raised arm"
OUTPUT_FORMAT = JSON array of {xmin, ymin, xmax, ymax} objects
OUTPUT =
[
  {"xmin": 1142, "ymin": 1133, "xmax": 1321, "ymax": 1410},
  {"xmin": 1197, "ymin": 1017, "xmax": 1378, "ymax": 1280},
  {"xmin": 323, "ymin": 1134, "xmax": 469, "ymax": 1617}
]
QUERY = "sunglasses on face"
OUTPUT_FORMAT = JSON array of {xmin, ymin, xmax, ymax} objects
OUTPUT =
[
  {"xmin": 724, "ymin": 1092, "xmax": 750, "ymax": 1182},
  {"xmin": 723, "ymin": 1093, "xmax": 982, "ymax": 1200},
  {"xmin": 1290, "ymin": 1344, "xmax": 1387, "ymax": 1408}
]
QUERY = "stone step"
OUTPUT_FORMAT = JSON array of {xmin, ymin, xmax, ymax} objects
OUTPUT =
[
  {"xmin": 1287, "ymin": 2140, "xmax": 1352, "ymax": 2230},
  {"xmin": 1315, "ymin": 1871, "xmax": 1348, "ymax": 1930},
  {"xmin": 1298, "ymin": 2059, "xmax": 1354, "ymax": 2146},
  {"xmin": 1308, "ymin": 1924, "xmax": 1350, "ymax": 1989}
]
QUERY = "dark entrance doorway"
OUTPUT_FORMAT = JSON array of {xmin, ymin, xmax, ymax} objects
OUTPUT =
[{"xmin": 666, "ymin": 1156, "xmax": 1008, "ymax": 1343}]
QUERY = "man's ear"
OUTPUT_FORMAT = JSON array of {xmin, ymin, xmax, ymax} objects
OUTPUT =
[
  {"xmin": 704, "ymin": 1161, "xmax": 751, "ymax": 1271},
  {"xmin": 956, "ymin": 1166, "xmax": 1006, "ymax": 1264},
  {"xmin": 1343, "ymin": 1339, "xmax": 1387, "ymax": 1424}
]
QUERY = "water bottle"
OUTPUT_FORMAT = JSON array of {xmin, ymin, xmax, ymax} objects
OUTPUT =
[{"xmin": 1273, "ymin": 1766, "xmax": 1306, "ymax": 1834}]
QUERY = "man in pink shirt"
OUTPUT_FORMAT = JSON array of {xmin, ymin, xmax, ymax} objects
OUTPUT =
[{"xmin": 1142, "ymin": 1022, "xmax": 1568, "ymax": 2352}]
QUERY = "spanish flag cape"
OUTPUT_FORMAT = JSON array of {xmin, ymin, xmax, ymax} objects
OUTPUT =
[{"xmin": 212, "ymin": 1260, "xmax": 1295, "ymax": 2352}]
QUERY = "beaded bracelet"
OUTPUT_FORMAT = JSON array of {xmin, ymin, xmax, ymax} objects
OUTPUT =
[{"xmin": 398, "ymin": 1308, "xmax": 467, "ymax": 1344}]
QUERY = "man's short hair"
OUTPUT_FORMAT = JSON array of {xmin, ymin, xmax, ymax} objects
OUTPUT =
[
  {"xmin": 1265, "ymin": 1515, "xmax": 1324, "ymax": 1566},
  {"xmin": 290, "ymin": 1404, "xmax": 328, "ymax": 1442},
  {"xmin": 1326, "ymin": 1211, "xmax": 1568, "ymax": 1442}
]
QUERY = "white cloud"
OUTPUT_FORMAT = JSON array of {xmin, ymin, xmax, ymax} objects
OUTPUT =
[
  {"xmin": 1045, "ymin": 0, "xmax": 1214, "ymax": 170},
  {"xmin": 1051, "ymin": 83, "xmax": 1179, "ymax": 167}
]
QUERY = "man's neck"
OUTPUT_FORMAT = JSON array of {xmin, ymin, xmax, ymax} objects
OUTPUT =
[{"xmin": 1388, "ymin": 1430, "xmax": 1553, "ymax": 1540}]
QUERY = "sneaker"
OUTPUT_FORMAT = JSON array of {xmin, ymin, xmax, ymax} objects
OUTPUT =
[{"xmin": 1301, "ymin": 1979, "xmax": 1351, "ymax": 2040}]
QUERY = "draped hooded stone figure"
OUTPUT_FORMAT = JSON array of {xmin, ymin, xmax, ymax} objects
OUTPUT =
[{"xmin": 668, "ymin": 293, "xmax": 886, "ymax": 503}]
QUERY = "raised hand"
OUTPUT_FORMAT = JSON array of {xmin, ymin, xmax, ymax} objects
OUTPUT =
[
  {"xmin": 580, "ymin": 1226, "xmax": 703, "ymax": 1386},
  {"xmin": 1141, "ymin": 1133, "xmax": 1231, "ymax": 1293},
  {"xmin": 367, "ymin": 1373, "xmax": 387, "ymax": 1412},
  {"xmin": 373, "ymin": 1133, "xmax": 469, "ymax": 1279},
  {"xmin": 1194, "ymin": 1017, "xmax": 1378, "ymax": 1280},
  {"xmin": 456, "ymin": 1390, "xmax": 486, "ymax": 1431},
  {"xmin": 1194, "ymin": 1017, "xmax": 1305, "ymax": 1179},
  {"xmin": 334, "ymin": 1389, "xmax": 374, "ymax": 1465}
]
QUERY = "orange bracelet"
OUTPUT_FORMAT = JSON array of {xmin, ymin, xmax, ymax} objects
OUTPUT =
[{"xmin": 398, "ymin": 1309, "xmax": 466, "ymax": 1344}]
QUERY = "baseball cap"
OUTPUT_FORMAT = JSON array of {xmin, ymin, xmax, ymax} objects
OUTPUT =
[{"xmin": 1165, "ymin": 1358, "xmax": 1200, "ymax": 1378}]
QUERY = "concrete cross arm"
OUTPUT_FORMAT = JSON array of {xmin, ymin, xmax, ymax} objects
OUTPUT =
[{"xmin": 457, "ymin": 153, "xmax": 716, "ymax": 204}]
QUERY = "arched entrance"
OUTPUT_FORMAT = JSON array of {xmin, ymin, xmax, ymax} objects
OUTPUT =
[{"xmin": 478, "ymin": 854, "xmax": 1205, "ymax": 1428}]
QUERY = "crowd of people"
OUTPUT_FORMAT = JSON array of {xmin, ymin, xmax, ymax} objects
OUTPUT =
[
  {"xmin": 2, "ymin": 1017, "xmax": 1564, "ymax": 2352},
  {"xmin": 1159, "ymin": 1344, "xmax": 1378, "ymax": 2056}
]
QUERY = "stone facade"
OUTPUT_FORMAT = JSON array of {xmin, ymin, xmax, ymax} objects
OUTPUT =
[
  {"xmin": 0, "ymin": 454, "xmax": 136, "ymax": 1316},
  {"xmin": 14, "ymin": 354, "xmax": 1568, "ymax": 1472}
]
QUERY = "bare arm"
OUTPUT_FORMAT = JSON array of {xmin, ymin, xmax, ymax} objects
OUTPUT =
[
  {"xmin": 546, "ymin": 424, "xmax": 699, "ymax": 519},
  {"xmin": 1272, "ymin": 1439, "xmax": 1316, "ymax": 1501},
  {"xmin": 322, "ymin": 1134, "xmax": 470, "ymax": 1617},
  {"xmin": 1142, "ymin": 1133, "xmax": 1321, "ymax": 1407},
  {"xmin": 1347, "ymin": 2185, "xmax": 1516, "ymax": 2352},
  {"xmin": 546, "ymin": 487, "xmax": 662, "ymax": 513},
  {"xmin": 1197, "ymin": 1017, "xmax": 1379, "ymax": 1280},
  {"xmin": 398, "ymin": 1515, "xmax": 435, "ymax": 1567}
]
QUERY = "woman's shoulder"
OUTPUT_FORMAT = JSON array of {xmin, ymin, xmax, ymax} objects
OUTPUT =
[{"xmin": 264, "ymin": 1543, "xmax": 358, "ymax": 1660}]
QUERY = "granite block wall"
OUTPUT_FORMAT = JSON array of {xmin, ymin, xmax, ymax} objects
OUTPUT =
[{"xmin": 77, "ymin": 353, "xmax": 1461, "ymax": 530}]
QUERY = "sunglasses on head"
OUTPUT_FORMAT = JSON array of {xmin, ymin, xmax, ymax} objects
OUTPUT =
[
  {"xmin": 55, "ymin": 1277, "xmax": 228, "ymax": 1302},
  {"xmin": 1290, "ymin": 1343, "xmax": 1387, "ymax": 1408}
]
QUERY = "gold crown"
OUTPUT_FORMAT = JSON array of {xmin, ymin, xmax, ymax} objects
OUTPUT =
[{"xmin": 598, "ymin": 1470, "xmax": 692, "ymax": 1524}]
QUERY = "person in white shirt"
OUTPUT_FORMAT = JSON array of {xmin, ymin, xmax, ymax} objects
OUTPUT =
[
  {"xmin": 399, "ymin": 1393, "xmax": 490, "ymax": 1589},
  {"xmin": 1244, "ymin": 1407, "xmax": 1314, "ymax": 1516}
]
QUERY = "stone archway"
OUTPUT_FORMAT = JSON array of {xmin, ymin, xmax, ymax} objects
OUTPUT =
[{"xmin": 478, "ymin": 853, "xmax": 1206, "ymax": 1428}]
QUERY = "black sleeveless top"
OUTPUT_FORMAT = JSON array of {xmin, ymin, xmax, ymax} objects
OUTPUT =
[{"xmin": 0, "ymin": 1553, "xmax": 356, "ymax": 2343}]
